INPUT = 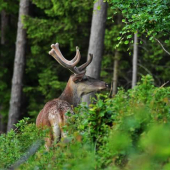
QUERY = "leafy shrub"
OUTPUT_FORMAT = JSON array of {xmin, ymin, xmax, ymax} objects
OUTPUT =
[
  {"xmin": 1, "ymin": 75, "xmax": 170, "ymax": 169},
  {"xmin": 0, "ymin": 118, "xmax": 45, "ymax": 169}
]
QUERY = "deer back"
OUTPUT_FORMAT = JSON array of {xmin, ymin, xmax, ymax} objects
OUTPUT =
[{"xmin": 36, "ymin": 98, "xmax": 74, "ymax": 128}]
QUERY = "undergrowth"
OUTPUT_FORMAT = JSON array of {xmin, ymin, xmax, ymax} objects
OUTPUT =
[{"xmin": 1, "ymin": 75, "xmax": 170, "ymax": 170}]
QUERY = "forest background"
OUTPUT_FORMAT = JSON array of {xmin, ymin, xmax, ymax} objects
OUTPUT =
[
  {"xmin": 1, "ymin": 0, "xmax": 170, "ymax": 133},
  {"xmin": 1, "ymin": 0, "xmax": 109, "ymax": 132},
  {"xmin": 1, "ymin": 0, "xmax": 170, "ymax": 169},
  {"xmin": 0, "ymin": 0, "xmax": 170, "ymax": 131}
]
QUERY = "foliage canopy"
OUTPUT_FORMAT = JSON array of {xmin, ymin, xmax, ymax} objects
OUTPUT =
[{"xmin": 107, "ymin": 0, "xmax": 170, "ymax": 46}]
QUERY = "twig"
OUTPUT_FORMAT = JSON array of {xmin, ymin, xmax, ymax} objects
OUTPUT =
[
  {"xmin": 154, "ymin": 38, "xmax": 170, "ymax": 55},
  {"xmin": 138, "ymin": 63, "xmax": 152, "ymax": 75},
  {"xmin": 160, "ymin": 81, "xmax": 169, "ymax": 88}
]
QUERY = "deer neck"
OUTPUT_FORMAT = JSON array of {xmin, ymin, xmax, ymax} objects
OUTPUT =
[{"xmin": 59, "ymin": 80, "xmax": 81, "ymax": 107}]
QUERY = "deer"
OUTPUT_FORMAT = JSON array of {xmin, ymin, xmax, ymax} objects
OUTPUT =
[{"xmin": 36, "ymin": 43, "xmax": 108, "ymax": 150}]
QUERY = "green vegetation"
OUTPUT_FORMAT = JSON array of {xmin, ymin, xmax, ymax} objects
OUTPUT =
[
  {"xmin": 108, "ymin": 0, "xmax": 170, "ymax": 45},
  {"xmin": 1, "ymin": 75, "xmax": 170, "ymax": 169}
]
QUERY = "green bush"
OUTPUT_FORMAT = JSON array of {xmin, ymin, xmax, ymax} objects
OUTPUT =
[
  {"xmin": 1, "ymin": 75, "xmax": 170, "ymax": 169},
  {"xmin": 0, "ymin": 118, "xmax": 46, "ymax": 169}
]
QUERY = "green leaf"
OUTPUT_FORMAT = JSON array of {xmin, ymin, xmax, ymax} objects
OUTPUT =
[
  {"xmin": 122, "ymin": 19, "xmax": 126, "ymax": 23},
  {"xmin": 124, "ymin": 40, "xmax": 129, "ymax": 44},
  {"xmin": 127, "ymin": 35, "xmax": 132, "ymax": 39},
  {"xmin": 117, "ymin": 37, "xmax": 121, "ymax": 40},
  {"xmin": 165, "ymin": 40, "xmax": 169, "ymax": 44},
  {"xmin": 122, "ymin": 10, "xmax": 127, "ymax": 13}
]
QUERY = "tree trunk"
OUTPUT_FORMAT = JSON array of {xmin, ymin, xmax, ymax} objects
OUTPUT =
[
  {"xmin": 132, "ymin": 32, "xmax": 138, "ymax": 88},
  {"xmin": 82, "ymin": 0, "xmax": 107, "ymax": 104},
  {"xmin": 7, "ymin": 0, "xmax": 29, "ymax": 131},
  {"xmin": 0, "ymin": 9, "xmax": 9, "ymax": 133},
  {"xmin": 112, "ymin": 50, "xmax": 119, "ymax": 96},
  {"xmin": 1, "ymin": 10, "xmax": 8, "ymax": 44},
  {"xmin": 111, "ymin": 14, "xmax": 121, "ymax": 96}
]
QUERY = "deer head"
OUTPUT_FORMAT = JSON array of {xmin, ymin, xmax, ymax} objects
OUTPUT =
[{"xmin": 49, "ymin": 43, "xmax": 108, "ymax": 106}]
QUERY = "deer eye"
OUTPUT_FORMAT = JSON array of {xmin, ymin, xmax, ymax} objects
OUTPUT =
[{"xmin": 82, "ymin": 77, "xmax": 88, "ymax": 81}]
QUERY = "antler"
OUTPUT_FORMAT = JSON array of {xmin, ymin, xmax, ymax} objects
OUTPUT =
[{"xmin": 49, "ymin": 43, "xmax": 93, "ymax": 75}]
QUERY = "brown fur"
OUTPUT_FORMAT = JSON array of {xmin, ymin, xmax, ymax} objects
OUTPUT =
[{"xmin": 36, "ymin": 98, "xmax": 74, "ymax": 149}]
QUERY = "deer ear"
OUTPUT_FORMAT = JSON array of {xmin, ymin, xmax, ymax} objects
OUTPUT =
[{"xmin": 72, "ymin": 72, "xmax": 85, "ymax": 83}]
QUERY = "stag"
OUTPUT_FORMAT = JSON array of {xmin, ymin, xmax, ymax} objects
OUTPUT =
[{"xmin": 36, "ymin": 43, "xmax": 108, "ymax": 149}]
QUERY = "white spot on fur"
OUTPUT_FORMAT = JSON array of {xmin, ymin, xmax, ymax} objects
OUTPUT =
[{"xmin": 48, "ymin": 112, "xmax": 61, "ymax": 143}]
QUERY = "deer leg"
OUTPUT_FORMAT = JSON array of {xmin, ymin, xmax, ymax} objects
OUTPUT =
[
  {"xmin": 51, "ymin": 122, "xmax": 61, "ymax": 144},
  {"xmin": 61, "ymin": 131, "xmax": 67, "ymax": 138},
  {"xmin": 61, "ymin": 131, "xmax": 70, "ymax": 144},
  {"xmin": 44, "ymin": 130, "xmax": 53, "ymax": 151},
  {"xmin": 49, "ymin": 113, "xmax": 61, "ymax": 144},
  {"xmin": 59, "ymin": 120, "xmax": 70, "ymax": 143}
]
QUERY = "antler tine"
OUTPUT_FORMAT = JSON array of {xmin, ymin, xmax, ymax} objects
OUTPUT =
[
  {"xmin": 51, "ymin": 43, "xmax": 81, "ymax": 67},
  {"xmin": 49, "ymin": 43, "xmax": 92, "ymax": 75},
  {"xmin": 49, "ymin": 48, "xmax": 83, "ymax": 74},
  {"xmin": 49, "ymin": 49, "xmax": 67, "ymax": 68},
  {"xmin": 77, "ymin": 54, "xmax": 93, "ymax": 72},
  {"xmin": 70, "ymin": 46, "xmax": 80, "ymax": 63}
]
